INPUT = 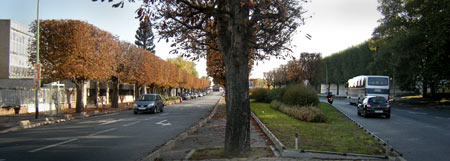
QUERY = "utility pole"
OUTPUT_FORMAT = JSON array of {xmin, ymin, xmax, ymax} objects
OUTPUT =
[
  {"xmin": 325, "ymin": 63, "xmax": 329, "ymax": 93},
  {"xmin": 35, "ymin": 0, "xmax": 41, "ymax": 119}
]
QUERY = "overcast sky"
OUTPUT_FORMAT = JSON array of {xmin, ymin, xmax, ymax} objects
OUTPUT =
[{"xmin": 0, "ymin": 0, "xmax": 382, "ymax": 79}]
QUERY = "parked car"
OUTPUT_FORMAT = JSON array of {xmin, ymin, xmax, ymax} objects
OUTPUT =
[
  {"xmin": 198, "ymin": 92, "xmax": 203, "ymax": 97},
  {"xmin": 133, "ymin": 94, "xmax": 164, "ymax": 114},
  {"xmin": 357, "ymin": 96, "xmax": 390, "ymax": 118},
  {"xmin": 192, "ymin": 93, "xmax": 199, "ymax": 98},
  {"xmin": 182, "ymin": 93, "xmax": 192, "ymax": 100}
]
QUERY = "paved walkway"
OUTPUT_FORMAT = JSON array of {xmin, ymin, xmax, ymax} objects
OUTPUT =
[{"xmin": 158, "ymin": 98, "xmax": 275, "ymax": 160}]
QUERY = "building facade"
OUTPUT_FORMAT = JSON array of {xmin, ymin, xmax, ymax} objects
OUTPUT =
[{"xmin": 0, "ymin": 19, "xmax": 34, "ymax": 79}]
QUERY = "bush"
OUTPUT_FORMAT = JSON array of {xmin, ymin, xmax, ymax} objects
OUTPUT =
[
  {"xmin": 271, "ymin": 102, "xmax": 327, "ymax": 123},
  {"xmin": 251, "ymin": 88, "xmax": 270, "ymax": 102},
  {"xmin": 267, "ymin": 88, "xmax": 287, "ymax": 102},
  {"xmin": 281, "ymin": 84, "xmax": 319, "ymax": 106},
  {"xmin": 270, "ymin": 100, "xmax": 283, "ymax": 110}
]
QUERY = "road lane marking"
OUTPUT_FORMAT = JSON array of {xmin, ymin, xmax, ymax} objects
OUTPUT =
[
  {"xmin": 99, "ymin": 119, "xmax": 122, "ymax": 125},
  {"xmin": 160, "ymin": 113, "xmax": 168, "ymax": 116},
  {"xmin": 122, "ymin": 121, "xmax": 141, "ymax": 127},
  {"xmin": 408, "ymin": 111, "xmax": 428, "ymax": 115},
  {"xmin": 435, "ymin": 116, "xmax": 445, "ymax": 119},
  {"xmin": 156, "ymin": 120, "xmax": 172, "ymax": 126},
  {"xmin": 29, "ymin": 139, "xmax": 78, "ymax": 153},
  {"xmin": 98, "ymin": 113, "xmax": 119, "ymax": 117},
  {"xmin": 88, "ymin": 128, "xmax": 117, "ymax": 136}
]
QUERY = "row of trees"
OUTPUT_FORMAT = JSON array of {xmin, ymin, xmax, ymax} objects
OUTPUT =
[
  {"xmin": 30, "ymin": 20, "xmax": 210, "ymax": 113},
  {"xmin": 323, "ymin": 0, "xmax": 449, "ymax": 97},
  {"xmin": 96, "ymin": 0, "xmax": 306, "ymax": 156},
  {"xmin": 264, "ymin": 53, "xmax": 323, "ymax": 89}
]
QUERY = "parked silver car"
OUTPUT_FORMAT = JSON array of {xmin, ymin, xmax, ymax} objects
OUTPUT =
[{"xmin": 133, "ymin": 94, "xmax": 164, "ymax": 114}]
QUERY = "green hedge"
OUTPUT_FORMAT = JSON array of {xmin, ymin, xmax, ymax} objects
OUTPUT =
[{"xmin": 281, "ymin": 84, "xmax": 319, "ymax": 106}]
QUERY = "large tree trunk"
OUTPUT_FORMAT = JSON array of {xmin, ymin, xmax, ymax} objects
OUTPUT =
[
  {"xmin": 111, "ymin": 76, "xmax": 119, "ymax": 108},
  {"xmin": 95, "ymin": 81, "xmax": 100, "ymax": 109},
  {"xmin": 220, "ymin": 1, "xmax": 251, "ymax": 156},
  {"xmin": 75, "ymin": 79, "xmax": 85, "ymax": 113},
  {"xmin": 134, "ymin": 83, "xmax": 142, "ymax": 100},
  {"xmin": 422, "ymin": 81, "xmax": 428, "ymax": 98}
]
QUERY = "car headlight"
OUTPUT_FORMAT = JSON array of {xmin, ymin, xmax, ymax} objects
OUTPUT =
[
  {"xmin": 148, "ymin": 103, "xmax": 155, "ymax": 107},
  {"xmin": 133, "ymin": 104, "xmax": 137, "ymax": 108}
]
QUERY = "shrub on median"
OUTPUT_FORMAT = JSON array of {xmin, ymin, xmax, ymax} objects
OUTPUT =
[
  {"xmin": 270, "ymin": 100, "xmax": 327, "ymax": 123},
  {"xmin": 281, "ymin": 84, "xmax": 319, "ymax": 106},
  {"xmin": 250, "ymin": 88, "xmax": 271, "ymax": 103}
]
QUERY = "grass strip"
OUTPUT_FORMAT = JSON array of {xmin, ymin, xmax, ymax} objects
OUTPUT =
[{"xmin": 251, "ymin": 101, "xmax": 385, "ymax": 155}]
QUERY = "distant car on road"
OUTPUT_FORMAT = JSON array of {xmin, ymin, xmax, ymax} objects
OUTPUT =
[
  {"xmin": 182, "ymin": 93, "xmax": 192, "ymax": 100},
  {"xmin": 357, "ymin": 96, "xmax": 390, "ymax": 118},
  {"xmin": 133, "ymin": 94, "xmax": 164, "ymax": 114}
]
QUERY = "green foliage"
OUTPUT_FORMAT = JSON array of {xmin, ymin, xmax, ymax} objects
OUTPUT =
[
  {"xmin": 322, "ymin": 42, "xmax": 375, "ymax": 84},
  {"xmin": 267, "ymin": 88, "xmax": 287, "ymax": 103},
  {"xmin": 135, "ymin": 21, "xmax": 156, "ymax": 54},
  {"xmin": 281, "ymin": 84, "xmax": 319, "ymax": 106},
  {"xmin": 167, "ymin": 56, "xmax": 199, "ymax": 78},
  {"xmin": 371, "ymin": 0, "xmax": 450, "ymax": 96},
  {"xmin": 250, "ymin": 88, "xmax": 270, "ymax": 103}
]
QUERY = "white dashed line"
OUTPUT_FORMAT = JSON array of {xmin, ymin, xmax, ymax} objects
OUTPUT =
[
  {"xmin": 88, "ymin": 128, "xmax": 117, "ymax": 136},
  {"xmin": 99, "ymin": 119, "xmax": 121, "ymax": 125},
  {"xmin": 160, "ymin": 113, "xmax": 168, "ymax": 116},
  {"xmin": 408, "ymin": 111, "xmax": 428, "ymax": 115},
  {"xmin": 29, "ymin": 139, "xmax": 78, "ymax": 153},
  {"xmin": 122, "ymin": 121, "xmax": 141, "ymax": 127}
]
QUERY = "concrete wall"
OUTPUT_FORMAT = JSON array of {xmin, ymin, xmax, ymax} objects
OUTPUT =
[{"xmin": 320, "ymin": 84, "xmax": 347, "ymax": 96}]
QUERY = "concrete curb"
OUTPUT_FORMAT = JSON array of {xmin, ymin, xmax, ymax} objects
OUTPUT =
[
  {"xmin": 0, "ymin": 107, "xmax": 131, "ymax": 134},
  {"xmin": 328, "ymin": 102, "xmax": 407, "ymax": 161},
  {"xmin": 251, "ymin": 112, "xmax": 286, "ymax": 153},
  {"xmin": 139, "ymin": 97, "xmax": 223, "ymax": 161}
]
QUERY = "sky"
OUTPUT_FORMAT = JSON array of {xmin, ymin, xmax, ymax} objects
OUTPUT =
[{"xmin": 0, "ymin": 0, "xmax": 382, "ymax": 79}]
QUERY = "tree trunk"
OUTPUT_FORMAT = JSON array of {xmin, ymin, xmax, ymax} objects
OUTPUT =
[
  {"xmin": 66, "ymin": 89, "xmax": 72, "ymax": 109},
  {"xmin": 134, "ymin": 83, "xmax": 141, "ymax": 100},
  {"xmin": 75, "ymin": 79, "xmax": 85, "ymax": 113},
  {"xmin": 95, "ymin": 81, "xmax": 100, "ymax": 109},
  {"xmin": 422, "ymin": 81, "xmax": 428, "ymax": 98},
  {"xmin": 220, "ymin": 1, "xmax": 251, "ymax": 156},
  {"xmin": 111, "ymin": 76, "xmax": 119, "ymax": 108}
]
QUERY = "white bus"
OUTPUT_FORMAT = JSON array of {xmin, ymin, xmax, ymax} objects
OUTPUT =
[{"xmin": 347, "ymin": 75, "xmax": 390, "ymax": 105}]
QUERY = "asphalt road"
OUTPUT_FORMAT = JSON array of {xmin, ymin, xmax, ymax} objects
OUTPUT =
[
  {"xmin": 321, "ymin": 98, "xmax": 450, "ymax": 161},
  {"xmin": 0, "ymin": 92, "xmax": 221, "ymax": 161}
]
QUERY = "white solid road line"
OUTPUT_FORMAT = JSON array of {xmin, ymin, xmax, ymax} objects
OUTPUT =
[
  {"xmin": 88, "ymin": 128, "xmax": 117, "ymax": 136},
  {"xmin": 160, "ymin": 113, "xmax": 169, "ymax": 116},
  {"xmin": 122, "ymin": 121, "xmax": 141, "ymax": 127},
  {"xmin": 29, "ymin": 138, "xmax": 78, "ymax": 153}
]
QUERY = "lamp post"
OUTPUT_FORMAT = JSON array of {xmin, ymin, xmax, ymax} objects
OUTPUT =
[{"xmin": 35, "ymin": 0, "xmax": 41, "ymax": 119}]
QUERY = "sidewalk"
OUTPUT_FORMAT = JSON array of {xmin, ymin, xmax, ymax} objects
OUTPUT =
[
  {"xmin": 0, "ymin": 104, "xmax": 131, "ymax": 133},
  {"xmin": 154, "ymin": 98, "xmax": 276, "ymax": 160}
]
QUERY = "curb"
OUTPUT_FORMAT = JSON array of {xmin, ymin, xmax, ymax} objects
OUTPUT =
[
  {"xmin": 251, "ymin": 112, "xmax": 286, "ymax": 153},
  {"xmin": 0, "ymin": 107, "xmax": 131, "ymax": 134},
  {"xmin": 138, "ymin": 96, "xmax": 223, "ymax": 161},
  {"xmin": 327, "ymin": 102, "xmax": 407, "ymax": 161}
]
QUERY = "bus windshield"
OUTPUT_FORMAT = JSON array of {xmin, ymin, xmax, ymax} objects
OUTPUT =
[{"xmin": 368, "ymin": 77, "xmax": 389, "ymax": 86}]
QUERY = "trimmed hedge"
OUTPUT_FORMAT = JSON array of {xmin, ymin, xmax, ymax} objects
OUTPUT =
[{"xmin": 250, "ymin": 88, "xmax": 271, "ymax": 102}]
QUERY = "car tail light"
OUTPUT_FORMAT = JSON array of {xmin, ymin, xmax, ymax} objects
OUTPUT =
[{"xmin": 366, "ymin": 104, "xmax": 371, "ymax": 108}]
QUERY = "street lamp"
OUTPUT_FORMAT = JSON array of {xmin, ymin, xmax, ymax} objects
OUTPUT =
[{"xmin": 35, "ymin": 0, "xmax": 41, "ymax": 119}]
